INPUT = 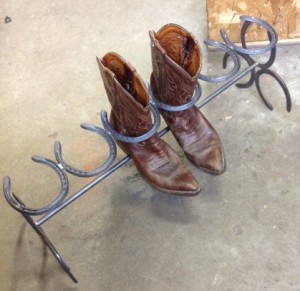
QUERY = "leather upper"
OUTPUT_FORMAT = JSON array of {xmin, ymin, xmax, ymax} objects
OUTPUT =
[
  {"xmin": 150, "ymin": 24, "xmax": 225, "ymax": 174},
  {"xmin": 97, "ymin": 52, "xmax": 201, "ymax": 195}
]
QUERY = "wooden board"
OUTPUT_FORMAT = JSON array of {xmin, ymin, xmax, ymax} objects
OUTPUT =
[{"xmin": 207, "ymin": 0, "xmax": 300, "ymax": 45}]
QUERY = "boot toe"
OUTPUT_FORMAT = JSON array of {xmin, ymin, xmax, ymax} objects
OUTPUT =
[
  {"xmin": 151, "ymin": 172, "xmax": 201, "ymax": 196},
  {"xmin": 141, "ymin": 157, "xmax": 201, "ymax": 196},
  {"xmin": 168, "ymin": 171, "xmax": 201, "ymax": 196},
  {"xmin": 187, "ymin": 146, "xmax": 226, "ymax": 175}
]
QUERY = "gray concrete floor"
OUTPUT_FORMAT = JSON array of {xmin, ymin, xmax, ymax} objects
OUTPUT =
[{"xmin": 1, "ymin": 1, "xmax": 300, "ymax": 290}]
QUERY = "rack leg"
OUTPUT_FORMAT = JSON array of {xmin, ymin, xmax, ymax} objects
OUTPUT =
[{"xmin": 22, "ymin": 213, "xmax": 78, "ymax": 283}]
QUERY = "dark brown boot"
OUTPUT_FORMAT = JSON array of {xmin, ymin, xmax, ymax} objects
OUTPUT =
[
  {"xmin": 149, "ymin": 24, "xmax": 225, "ymax": 175},
  {"xmin": 97, "ymin": 52, "xmax": 200, "ymax": 195}
]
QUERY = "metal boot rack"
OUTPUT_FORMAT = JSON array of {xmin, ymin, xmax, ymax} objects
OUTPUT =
[{"xmin": 2, "ymin": 16, "xmax": 292, "ymax": 283}]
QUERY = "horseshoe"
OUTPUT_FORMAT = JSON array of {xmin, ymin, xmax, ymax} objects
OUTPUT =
[
  {"xmin": 240, "ymin": 22, "xmax": 277, "ymax": 69},
  {"xmin": 55, "ymin": 124, "xmax": 117, "ymax": 177},
  {"xmin": 149, "ymin": 82, "xmax": 202, "ymax": 112},
  {"xmin": 199, "ymin": 40, "xmax": 240, "ymax": 83},
  {"xmin": 220, "ymin": 16, "xmax": 278, "ymax": 56},
  {"xmin": 101, "ymin": 104, "xmax": 161, "ymax": 144},
  {"xmin": 223, "ymin": 51, "xmax": 256, "ymax": 88},
  {"xmin": 255, "ymin": 69, "xmax": 292, "ymax": 112},
  {"xmin": 3, "ymin": 156, "xmax": 69, "ymax": 215}
]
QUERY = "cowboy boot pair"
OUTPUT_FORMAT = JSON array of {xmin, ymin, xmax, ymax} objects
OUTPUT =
[{"xmin": 97, "ymin": 24, "xmax": 225, "ymax": 196}]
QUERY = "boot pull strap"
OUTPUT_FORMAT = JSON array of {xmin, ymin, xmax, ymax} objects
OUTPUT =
[
  {"xmin": 101, "ymin": 104, "xmax": 161, "ymax": 143},
  {"xmin": 148, "ymin": 82, "xmax": 201, "ymax": 112}
]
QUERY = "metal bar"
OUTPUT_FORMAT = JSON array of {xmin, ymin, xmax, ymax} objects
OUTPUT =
[
  {"xmin": 36, "ymin": 62, "xmax": 259, "ymax": 226},
  {"xmin": 36, "ymin": 155, "xmax": 131, "ymax": 226},
  {"xmin": 197, "ymin": 62, "xmax": 259, "ymax": 109},
  {"xmin": 23, "ymin": 213, "xmax": 78, "ymax": 283}
]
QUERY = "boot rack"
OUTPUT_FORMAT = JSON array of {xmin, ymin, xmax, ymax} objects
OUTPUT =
[{"xmin": 3, "ymin": 16, "xmax": 292, "ymax": 283}]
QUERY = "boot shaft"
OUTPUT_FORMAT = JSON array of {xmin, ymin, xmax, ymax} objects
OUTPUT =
[
  {"xmin": 97, "ymin": 52, "xmax": 201, "ymax": 195},
  {"xmin": 149, "ymin": 24, "xmax": 225, "ymax": 175},
  {"xmin": 149, "ymin": 24, "xmax": 202, "ymax": 106},
  {"xmin": 97, "ymin": 52, "xmax": 152, "ymax": 137}
]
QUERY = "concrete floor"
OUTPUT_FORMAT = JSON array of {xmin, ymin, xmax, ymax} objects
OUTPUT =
[{"xmin": 1, "ymin": 1, "xmax": 300, "ymax": 290}]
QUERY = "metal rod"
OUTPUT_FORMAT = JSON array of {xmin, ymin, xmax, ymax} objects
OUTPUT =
[
  {"xmin": 36, "ymin": 62, "xmax": 259, "ymax": 226},
  {"xmin": 36, "ymin": 155, "xmax": 131, "ymax": 226},
  {"xmin": 197, "ymin": 62, "xmax": 259, "ymax": 109}
]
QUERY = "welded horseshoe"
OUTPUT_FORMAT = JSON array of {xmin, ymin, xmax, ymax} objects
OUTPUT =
[
  {"xmin": 101, "ymin": 104, "xmax": 161, "ymax": 143},
  {"xmin": 21, "ymin": 211, "xmax": 78, "ymax": 283},
  {"xmin": 223, "ymin": 51, "xmax": 256, "ymax": 88},
  {"xmin": 149, "ymin": 82, "xmax": 202, "ymax": 112},
  {"xmin": 255, "ymin": 69, "xmax": 292, "ymax": 112},
  {"xmin": 3, "ymin": 156, "xmax": 69, "ymax": 215},
  {"xmin": 240, "ymin": 24, "xmax": 276, "ymax": 69},
  {"xmin": 199, "ymin": 40, "xmax": 240, "ymax": 83},
  {"xmin": 220, "ymin": 16, "xmax": 278, "ymax": 56},
  {"xmin": 55, "ymin": 123, "xmax": 117, "ymax": 177}
]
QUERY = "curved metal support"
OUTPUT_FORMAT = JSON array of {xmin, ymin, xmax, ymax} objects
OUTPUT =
[
  {"xmin": 220, "ymin": 15, "xmax": 278, "ymax": 55},
  {"xmin": 240, "ymin": 24, "xmax": 277, "ymax": 69},
  {"xmin": 255, "ymin": 69, "xmax": 292, "ymax": 112},
  {"xmin": 20, "ymin": 210, "xmax": 78, "ymax": 283},
  {"xmin": 3, "ymin": 156, "xmax": 68, "ymax": 216},
  {"xmin": 222, "ymin": 38, "xmax": 291, "ymax": 112},
  {"xmin": 199, "ymin": 40, "xmax": 240, "ymax": 83},
  {"xmin": 220, "ymin": 16, "xmax": 291, "ymax": 112},
  {"xmin": 223, "ymin": 51, "xmax": 255, "ymax": 88},
  {"xmin": 55, "ymin": 124, "xmax": 117, "ymax": 178},
  {"xmin": 149, "ymin": 82, "xmax": 202, "ymax": 111},
  {"xmin": 4, "ymin": 191, "xmax": 78, "ymax": 283},
  {"xmin": 101, "ymin": 104, "xmax": 161, "ymax": 143},
  {"xmin": 37, "ymin": 222, "xmax": 78, "ymax": 283}
]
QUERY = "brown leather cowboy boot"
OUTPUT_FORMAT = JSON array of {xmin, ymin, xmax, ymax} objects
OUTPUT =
[
  {"xmin": 97, "ymin": 52, "xmax": 200, "ymax": 195},
  {"xmin": 149, "ymin": 24, "xmax": 225, "ymax": 175}
]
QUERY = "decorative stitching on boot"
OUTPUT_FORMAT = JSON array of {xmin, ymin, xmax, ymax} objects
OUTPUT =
[
  {"xmin": 148, "ymin": 82, "xmax": 202, "ymax": 112},
  {"xmin": 101, "ymin": 104, "xmax": 161, "ymax": 143}
]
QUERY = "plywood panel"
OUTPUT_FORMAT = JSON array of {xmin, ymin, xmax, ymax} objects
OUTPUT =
[{"xmin": 207, "ymin": 0, "xmax": 300, "ymax": 45}]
